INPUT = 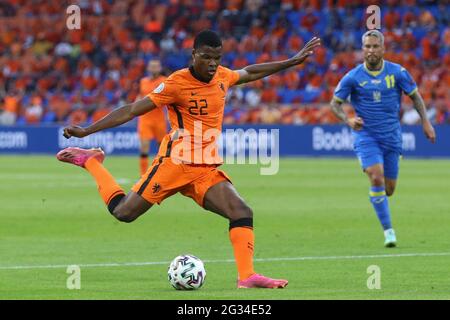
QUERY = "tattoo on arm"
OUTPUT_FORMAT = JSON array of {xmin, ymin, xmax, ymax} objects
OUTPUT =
[
  {"xmin": 330, "ymin": 97, "xmax": 348, "ymax": 124},
  {"xmin": 409, "ymin": 91, "xmax": 428, "ymax": 122}
]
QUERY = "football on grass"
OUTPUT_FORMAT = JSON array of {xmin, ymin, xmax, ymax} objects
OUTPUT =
[{"xmin": 168, "ymin": 254, "xmax": 206, "ymax": 290}]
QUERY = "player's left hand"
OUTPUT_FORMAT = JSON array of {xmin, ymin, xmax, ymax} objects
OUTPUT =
[
  {"xmin": 291, "ymin": 37, "xmax": 321, "ymax": 65},
  {"xmin": 423, "ymin": 120, "xmax": 436, "ymax": 143}
]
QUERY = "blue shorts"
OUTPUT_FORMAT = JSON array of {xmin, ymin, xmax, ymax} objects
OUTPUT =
[{"xmin": 354, "ymin": 134, "xmax": 401, "ymax": 180}]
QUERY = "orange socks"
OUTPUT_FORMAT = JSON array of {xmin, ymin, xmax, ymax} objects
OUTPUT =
[
  {"xmin": 229, "ymin": 226, "xmax": 255, "ymax": 281},
  {"xmin": 84, "ymin": 157, "xmax": 124, "ymax": 205},
  {"xmin": 140, "ymin": 154, "xmax": 149, "ymax": 176}
]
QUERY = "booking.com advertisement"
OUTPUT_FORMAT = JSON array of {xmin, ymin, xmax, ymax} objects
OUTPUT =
[{"xmin": 1, "ymin": 125, "xmax": 448, "ymax": 158}]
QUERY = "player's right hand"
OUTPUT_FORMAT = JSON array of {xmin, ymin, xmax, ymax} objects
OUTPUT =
[
  {"xmin": 63, "ymin": 126, "xmax": 88, "ymax": 139},
  {"xmin": 347, "ymin": 117, "xmax": 364, "ymax": 131}
]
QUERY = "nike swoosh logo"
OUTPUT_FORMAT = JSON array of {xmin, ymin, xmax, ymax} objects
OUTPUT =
[
  {"xmin": 191, "ymin": 92, "xmax": 198, "ymax": 96},
  {"xmin": 359, "ymin": 81, "xmax": 368, "ymax": 87}
]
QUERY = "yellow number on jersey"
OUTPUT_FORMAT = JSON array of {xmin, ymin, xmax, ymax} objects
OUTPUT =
[{"xmin": 384, "ymin": 74, "xmax": 395, "ymax": 88}]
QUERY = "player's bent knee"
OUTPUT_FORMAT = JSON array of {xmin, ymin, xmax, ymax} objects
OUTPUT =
[
  {"xmin": 108, "ymin": 194, "xmax": 135, "ymax": 222},
  {"xmin": 369, "ymin": 174, "xmax": 385, "ymax": 187},
  {"xmin": 113, "ymin": 209, "xmax": 138, "ymax": 223},
  {"xmin": 107, "ymin": 192, "xmax": 152, "ymax": 223},
  {"xmin": 230, "ymin": 203, "xmax": 253, "ymax": 220},
  {"xmin": 238, "ymin": 206, "xmax": 253, "ymax": 219},
  {"xmin": 222, "ymin": 202, "xmax": 253, "ymax": 221},
  {"xmin": 110, "ymin": 202, "xmax": 138, "ymax": 223},
  {"xmin": 244, "ymin": 205, "xmax": 253, "ymax": 218}
]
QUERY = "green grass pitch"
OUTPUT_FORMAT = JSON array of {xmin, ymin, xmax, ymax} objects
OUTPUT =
[{"xmin": 1, "ymin": 155, "xmax": 449, "ymax": 299}]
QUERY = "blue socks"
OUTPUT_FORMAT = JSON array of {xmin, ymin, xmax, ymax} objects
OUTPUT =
[{"xmin": 369, "ymin": 186, "xmax": 392, "ymax": 230}]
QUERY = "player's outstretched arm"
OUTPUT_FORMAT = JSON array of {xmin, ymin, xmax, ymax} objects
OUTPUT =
[
  {"xmin": 408, "ymin": 91, "xmax": 436, "ymax": 143},
  {"xmin": 235, "ymin": 37, "xmax": 321, "ymax": 85},
  {"xmin": 63, "ymin": 96, "xmax": 157, "ymax": 139},
  {"xmin": 330, "ymin": 96, "xmax": 364, "ymax": 131}
]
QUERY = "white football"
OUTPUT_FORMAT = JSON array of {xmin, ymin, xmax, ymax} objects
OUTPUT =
[{"xmin": 167, "ymin": 254, "xmax": 206, "ymax": 290}]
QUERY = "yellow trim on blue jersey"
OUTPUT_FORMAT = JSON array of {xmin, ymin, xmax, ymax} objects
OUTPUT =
[
  {"xmin": 333, "ymin": 95, "xmax": 344, "ymax": 103},
  {"xmin": 407, "ymin": 87, "xmax": 418, "ymax": 96},
  {"xmin": 364, "ymin": 60, "xmax": 385, "ymax": 77},
  {"xmin": 369, "ymin": 190, "xmax": 386, "ymax": 197}
]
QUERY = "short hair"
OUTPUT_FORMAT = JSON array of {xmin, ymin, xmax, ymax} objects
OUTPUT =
[
  {"xmin": 362, "ymin": 30, "xmax": 384, "ymax": 47},
  {"xmin": 193, "ymin": 30, "xmax": 222, "ymax": 49}
]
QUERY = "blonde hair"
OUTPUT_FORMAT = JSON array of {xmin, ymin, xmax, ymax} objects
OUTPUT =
[{"xmin": 362, "ymin": 30, "xmax": 384, "ymax": 47}]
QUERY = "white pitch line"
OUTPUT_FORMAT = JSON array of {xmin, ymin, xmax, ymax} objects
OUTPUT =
[{"xmin": 1, "ymin": 252, "xmax": 450, "ymax": 271}]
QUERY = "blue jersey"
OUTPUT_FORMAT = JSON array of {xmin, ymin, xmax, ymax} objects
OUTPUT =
[{"xmin": 334, "ymin": 60, "xmax": 417, "ymax": 151}]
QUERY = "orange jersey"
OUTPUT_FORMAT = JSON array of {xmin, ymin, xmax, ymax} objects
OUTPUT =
[
  {"xmin": 140, "ymin": 75, "xmax": 167, "ymax": 97},
  {"xmin": 138, "ymin": 75, "xmax": 167, "ymax": 141},
  {"xmin": 146, "ymin": 65, "xmax": 240, "ymax": 164},
  {"xmin": 139, "ymin": 75, "xmax": 167, "ymax": 121}
]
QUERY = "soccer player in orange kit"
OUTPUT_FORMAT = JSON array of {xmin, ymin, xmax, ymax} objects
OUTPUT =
[
  {"xmin": 57, "ymin": 30, "xmax": 320, "ymax": 288},
  {"xmin": 136, "ymin": 59, "xmax": 168, "ymax": 176}
]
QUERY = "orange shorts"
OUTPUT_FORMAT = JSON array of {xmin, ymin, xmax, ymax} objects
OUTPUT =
[
  {"xmin": 131, "ymin": 156, "xmax": 232, "ymax": 207},
  {"xmin": 137, "ymin": 110, "xmax": 167, "ymax": 142}
]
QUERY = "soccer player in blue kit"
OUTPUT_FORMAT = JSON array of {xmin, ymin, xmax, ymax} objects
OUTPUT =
[{"xmin": 330, "ymin": 30, "xmax": 436, "ymax": 247}]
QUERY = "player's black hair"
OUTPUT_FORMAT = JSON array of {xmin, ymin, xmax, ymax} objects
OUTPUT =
[{"xmin": 193, "ymin": 30, "xmax": 222, "ymax": 49}]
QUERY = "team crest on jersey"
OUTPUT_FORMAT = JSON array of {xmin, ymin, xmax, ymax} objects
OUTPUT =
[
  {"xmin": 152, "ymin": 183, "xmax": 161, "ymax": 194},
  {"xmin": 373, "ymin": 91, "xmax": 381, "ymax": 102},
  {"xmin": 219, "ymin": 82, "xmax": 225, "ymax": 92},
  {"xmin": 153, "ymin": 83, "xmax": 165, "ymax": 94}
]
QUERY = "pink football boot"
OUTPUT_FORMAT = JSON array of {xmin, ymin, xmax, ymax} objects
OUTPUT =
[
  {"xmin": 56, "ymin": 147, "xmax": 105, "ymax": 168},
  {"xmin": 237, "ymin": 274, "xmax": 288, "ymax": 289}
]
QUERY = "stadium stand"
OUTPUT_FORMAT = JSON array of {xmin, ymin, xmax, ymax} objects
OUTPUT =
[{"xmin": 0, "ymin": 0, "xmax": 449, "ymax": 126}]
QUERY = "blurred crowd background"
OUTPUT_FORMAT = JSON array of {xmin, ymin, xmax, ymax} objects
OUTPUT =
[{"xmin": 0, "ymin": 0, "xmax": 449, "ymax": 126}]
